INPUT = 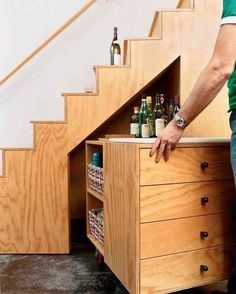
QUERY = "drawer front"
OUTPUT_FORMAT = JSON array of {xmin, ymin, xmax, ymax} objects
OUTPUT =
[
  {"xmin": 140, "ymin": 181, "xmax": 234, "ymax": 223},
  {"xmin": 140, "ymin": 213, "xmax": 234, "ymax": 259},
  {"xmin": 140, "ymin": 147, "xmax": 233, "ymax": 186},
  {"xmin": 141, "ymin": 246, "xmax": 232, "ymax": 294}
]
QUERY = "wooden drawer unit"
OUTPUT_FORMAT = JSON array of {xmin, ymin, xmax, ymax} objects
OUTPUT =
[
  {"xmin": 141, "ymin": 246, "xmax": 232, "ymax": 294},
  {"xmin": 94, "ymin": 141, "xmax": 235, "ymax": 294},
  {"xmin": 140, "ymin": 147, "xmax": 233, "ymax": 185},
  {"xmin": 140, "ymin": 212, "xmax": 234, "ymax": 259},
  {"xmin": 140, "ymin": 181, "xmax": 234, "ymax": 223}
]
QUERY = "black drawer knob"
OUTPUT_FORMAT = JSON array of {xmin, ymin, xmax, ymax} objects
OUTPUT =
[
  {"xmin": 201, "ymin": 197, "xmax": 209, "ymax": 205},
  {"xmin": 201, "ymin": 162, "xmax": 209, "ymax": 169},
  {"xmin": 200, "ymin": 231, "xmax": 209, "ymax": 238},
  {"xmin": 200, "ymin": 265, "xmax": 208, "ymax": 272}
]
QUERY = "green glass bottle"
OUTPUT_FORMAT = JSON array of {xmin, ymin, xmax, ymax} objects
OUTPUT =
[
  {"xmin": 139, "ymin": 95, "xmax": 150, "ymax": 138},
  {"xmin": 110, "ymin": 27, "xmax": 121, "ymax": 65},
  {"xmin": 153, "ymin": 93, "xmax": 165, "ymax": 137},
  {"xmin": 167, "ymin": 97, "xmax": 174, "ymax": 122},
  {"xmin": 146, "ymin": 96, "xmax": 154, "ymax": 137}
]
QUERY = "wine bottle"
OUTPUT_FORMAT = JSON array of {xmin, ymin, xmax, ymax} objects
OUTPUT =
[
  {"xmin": 154, "ymin": 93, "xmax": 165, "ymax": 137},
  {"xmin": 139, "ymin": 95, "xmax": 150, "ymax": 138},
  {"xmin": 146, "ymin": 96, "xmax": 154, "ymax": 137},
  {"xmin": 172, "ymin": 94, "xmax": 180, "ymax": 120},
  {"xmin": 167, "ymin": 97, "xmax": 174, "ymax": 123},
  {"xmin": 110, "ymin": 27, "xmax": 121, "ymax": 65},
  {"xmin": 130, "ymin": 107, "xmax": 140, "ymax": 137}
]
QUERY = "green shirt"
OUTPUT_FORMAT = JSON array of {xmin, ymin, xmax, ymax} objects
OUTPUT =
[{"xmin": 221, "ymin": 0, "xmax": 236, "ymax": 111}]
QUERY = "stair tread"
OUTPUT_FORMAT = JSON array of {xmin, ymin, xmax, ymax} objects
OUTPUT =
[
  {"xmin": 93, "ymin": 65, "xmax": 130, "ymax": 69},
  {"xmin": 30, "ymin": 120, "xmax": 66, "ymax": 124},
  {"xmin": 0, "ymin": 147, "xmax": 34, "ymax": 151},
  {"xmin": 159, "ymin": 8, "xmax": 194, "ymax": 12},
  {"xmin": 124, "ymin": 36, "xmax": 161, "ymax": 41},
  {"xmin": 62, "ymin": 92, "xmax": 98, "ymax": 97}
]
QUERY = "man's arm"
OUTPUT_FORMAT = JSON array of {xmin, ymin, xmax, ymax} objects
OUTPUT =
[{"xmin": 150, "ymin": 24, "xmax": 236, "ymax": 163}]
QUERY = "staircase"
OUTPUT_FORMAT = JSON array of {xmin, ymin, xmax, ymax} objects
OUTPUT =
[{"xmin": 0, "ymin": 0, "xmax": 227, "ymax": 253}]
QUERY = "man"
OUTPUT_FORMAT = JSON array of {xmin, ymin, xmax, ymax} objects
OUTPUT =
[{"xmin": 150, "ymin": 1, "xmax": 236, "ymax": 294}]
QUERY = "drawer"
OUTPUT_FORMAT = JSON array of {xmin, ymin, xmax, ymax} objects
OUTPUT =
[
  {"xmin": 140, "ymin": 246, "xmax": 232, "ymax": 294},
  {"xmin": 140, "ymin": 147, "xmax": 233, "ymax": 185},
  {"xmin": 140, "ymin": 181, "xmax": 234, "ymax": 223},
  {"xmin": 140, "ymin": 212, "xmax": 234, "ymax": 259}
]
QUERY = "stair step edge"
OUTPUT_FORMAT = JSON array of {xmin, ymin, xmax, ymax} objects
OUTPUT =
[
  {"xmin": 0, "ymin": 147, "xmax": 34, "ymax": 152},
  {"xmin": 159, "ymin": 8, "xmax": 194, "ymax": 12},
  {"xmin": 62, "ymin": 92, "xmax": 98, "ymax": 97},
  {"xmin": 30, "ymin": 120, "xmax": 66, "ymax": 124}
]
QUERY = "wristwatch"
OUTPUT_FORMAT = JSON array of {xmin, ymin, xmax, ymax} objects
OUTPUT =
[{"xmin": 174, "ymin": 112, "xmax": 189, "ymax": 129}]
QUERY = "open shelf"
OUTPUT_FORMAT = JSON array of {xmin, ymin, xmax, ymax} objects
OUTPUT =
[
  {"xmin": 87, "ymin": 188, "xmax": 104, "ymax": 202},
  {"xmin": 87, "ymin": 233, "xmax": 104, "ymax": 256}
]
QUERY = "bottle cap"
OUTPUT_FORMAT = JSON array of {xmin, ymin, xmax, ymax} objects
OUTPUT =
[{"xmin": 134, "ymin": 106, "xmax": 139, "ymax": 112}]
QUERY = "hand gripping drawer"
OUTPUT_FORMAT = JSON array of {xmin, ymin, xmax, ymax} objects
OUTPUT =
[
  {"xmin": 140, "ymin": 180, "xmax": 234, "ymax": 223},
  {"xmin": 140, "ymin": 212, "xmax": 234, "ymax": 259},
  {"xmin": 140, "ymin": 147, "xmax": 233, "ymax": 185},
  {"xmin": 141, "ymin": 246, "xmax": 232, "ymax": 294}
]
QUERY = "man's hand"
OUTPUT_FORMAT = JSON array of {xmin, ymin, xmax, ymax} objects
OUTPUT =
[{"xmin": 150, "ymin": 120, "xmax": 184, "ymax": 163}]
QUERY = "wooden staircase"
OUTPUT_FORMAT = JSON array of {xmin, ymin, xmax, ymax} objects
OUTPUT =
[{"xmin": 0, "ymin": 0, "xmax": 227, "ymax": 253}]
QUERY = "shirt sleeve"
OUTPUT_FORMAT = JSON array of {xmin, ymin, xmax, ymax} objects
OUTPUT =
[{"xmin": 221, "ymin": 0, "xmax": 236, "ymax": 25}]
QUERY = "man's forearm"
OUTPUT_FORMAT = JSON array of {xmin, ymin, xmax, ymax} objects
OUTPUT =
[{"xmin": 179, "ymin": 61, "xmax": 231, "ymax": 124}]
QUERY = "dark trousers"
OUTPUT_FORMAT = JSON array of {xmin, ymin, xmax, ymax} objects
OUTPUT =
[{"xmin": 228, "ymin": 111, "xmax": 236, "ymax": 293}]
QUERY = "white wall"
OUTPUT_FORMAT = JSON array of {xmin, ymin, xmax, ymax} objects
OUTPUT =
[{"xmin": 0, "ymin": 0, "xmax": 178, "ymax": 174}]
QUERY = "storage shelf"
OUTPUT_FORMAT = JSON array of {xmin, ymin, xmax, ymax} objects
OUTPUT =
[
  {"xmin": 86, "ymin": 140, "xmax": 104, "ymax": 146},
  {"xmin": 87, "ymin": 188, "xmax": 104, "ymax": 202},
  {"xmin": 87, "ymin": 234, "xmax": 104, "ymax": 256}
]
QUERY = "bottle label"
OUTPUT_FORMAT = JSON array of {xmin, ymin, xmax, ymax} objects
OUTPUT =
[
  {"xmin": 113, "ymin": 53, "xmax": 121, "ymax": 65},
  {"xmin": 141, "ymin": 124, "xmax": 150, "ymax": 138},
  {"xmin": 155, "ymin": 118, "xmax": 165, "ymax": 136},
  {"xmin": 130, "ymin": 123, "xmax": 140, "ymax": 136}
]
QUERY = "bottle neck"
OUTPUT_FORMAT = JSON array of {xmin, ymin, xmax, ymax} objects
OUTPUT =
[
  {"xmin": 155, "ymin": 96, "xmax": 161, "ymax": 105},
  {"xmin": 113, "ymin": 33, "xmax": 118, "ymax": 41}
]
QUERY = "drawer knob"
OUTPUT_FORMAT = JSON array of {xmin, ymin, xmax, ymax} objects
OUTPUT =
[
  {"xmin": 201, "ymin": 162, "xmax": 209, "ymax": 169},
  {"xmin": 200, "ymin": 231, "xmax": 209, "ymax": 238},
  {"xmin": 201, "ymin": 197, "xmax": 209, "ymax": 205},
  {"xmin": 200, "ymin": 265, "xmax": 209, "ymax": 272}
]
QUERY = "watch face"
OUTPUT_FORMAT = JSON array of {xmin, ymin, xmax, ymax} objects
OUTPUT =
[{"xmin": 177, "ymin": 118, "xmax": 184, "ymax": 126}]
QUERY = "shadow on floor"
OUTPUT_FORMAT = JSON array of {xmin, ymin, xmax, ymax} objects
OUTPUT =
[{"xmin": 0, "ymin": 238, "xmax": 228, "ymax": 293}]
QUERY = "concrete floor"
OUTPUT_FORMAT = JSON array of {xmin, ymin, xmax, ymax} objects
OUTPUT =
[{"xmin": 0, "ymin": 240, "xmax": 228, "ymax": 294}]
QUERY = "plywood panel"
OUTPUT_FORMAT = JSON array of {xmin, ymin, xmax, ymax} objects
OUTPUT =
[
  {"xmin": 104, "ymin": 143, "xmax": 139, "ymax": 294},
  {"xmin": 0, "ymin": 124, "xmax": 69, "ymax": 253},
  {"xmin": 140, "ymin": 180, "xmax": 234, "ymax": 223},
  {"xmin": 179, "ymin": 0, "xmax": 230, "ymax": 138},
  {"xmin": 140, "ymin": 213, "xmax": 234, "ymax": 259},
  {"xmin": 140, "ymin": 147, "xmax": 233, "ymax": 186},
  {"xmin": 141, "ymin": 246, "xmax": 232, "ymax": 294}
]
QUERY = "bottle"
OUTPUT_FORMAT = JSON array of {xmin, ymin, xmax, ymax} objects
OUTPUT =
[
  {"xmin": 130, "ymin": 107, "xmax": 140, "ymax": 137},
  {"xmin": 146, "ymin": 96, "xmax": 154, "ymax": 137},
  {"xmin": 172, "ymin": 94, "xmax": 180, "ymax": 120},
  {"xmin": 153, "ymin": 93, "xmax": 165, "ymax": 137},
  {"xmin": 160, "ymin": 93, "xmax": 168, "ymax": 125},
  {"xmin": 167, "ymin": 97, "xmax": 174, "ymax": 123},
  {"xmin": 110, "ymin": 27, "xmax": 121, "ymax": 65},
  {"xmin": 139, "ymin": 95, "xmax": 150, "ymax": 138}
]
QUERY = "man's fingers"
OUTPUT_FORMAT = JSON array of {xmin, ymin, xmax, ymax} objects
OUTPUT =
[
  {"xmin": 164, "ymin": 143, "xmax": 172, "ymax": 161},
  {"xmin": 150, "ymin": 138, "xmax": 161, "ymax": 157},
  {"xmin": 171, "ymin": 142, "xmax": 177, "ymax": 150},
  {"xmin": 155, "ymin": 141, "xmax": 167, "ymax": 163}
]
